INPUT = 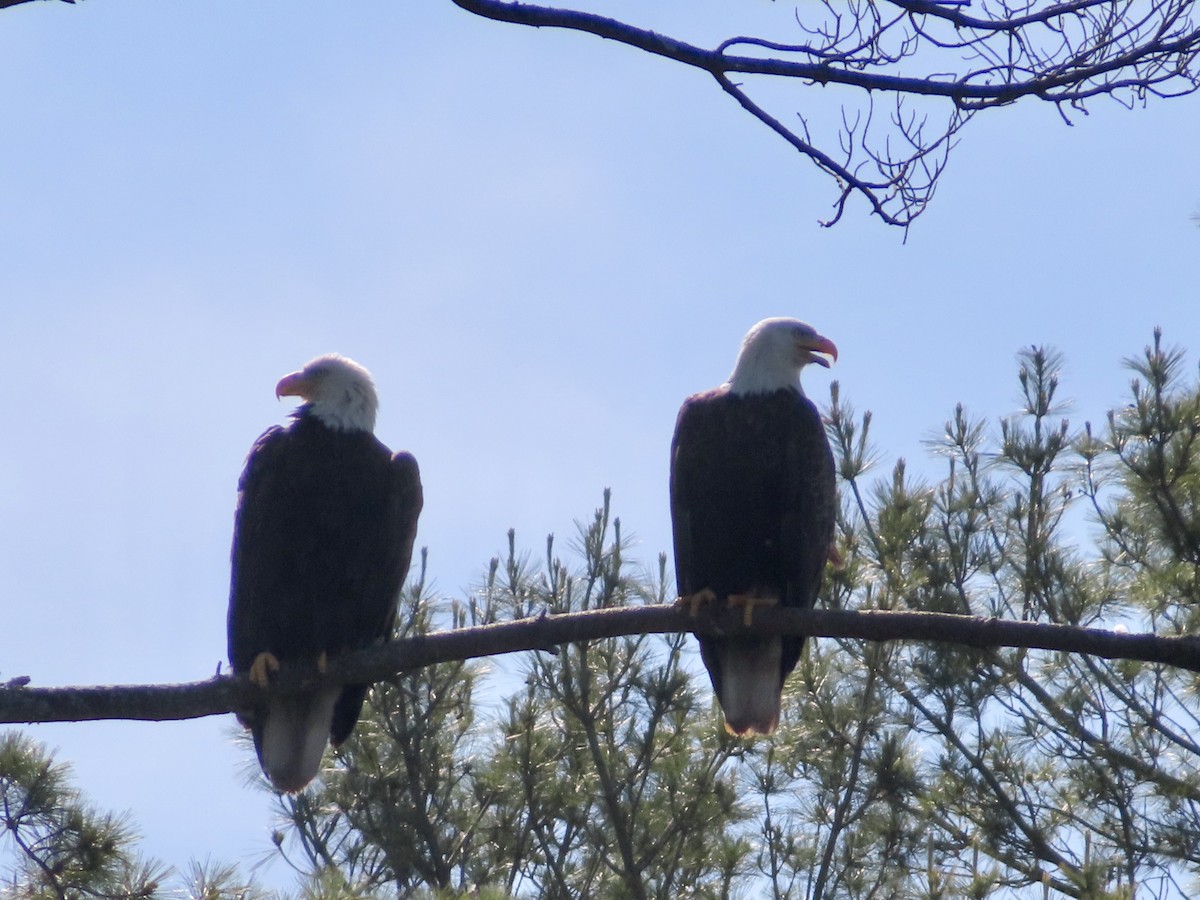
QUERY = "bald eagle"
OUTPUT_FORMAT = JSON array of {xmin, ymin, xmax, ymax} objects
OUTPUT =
[
  {"xmin": 670, "ymin": 318, "xmax": 837, "ymax": 736},
  {"xmin": 228, "ymin": 354, "xmax": 423, "ymax": 792}
]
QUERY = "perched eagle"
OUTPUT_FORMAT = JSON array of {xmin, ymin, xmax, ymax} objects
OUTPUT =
[
  {"xmin": 670, "ymin": 318, "xmax": 837, "ymax": 736},
  {"xmin": 227, "ymin": 354, "xmax": 423, "ymax": 792}
]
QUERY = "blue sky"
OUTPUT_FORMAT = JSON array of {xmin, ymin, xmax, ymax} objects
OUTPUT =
[{"xmin": 2, "ymin": 0, "xmax": 1197, "ymax": 889}]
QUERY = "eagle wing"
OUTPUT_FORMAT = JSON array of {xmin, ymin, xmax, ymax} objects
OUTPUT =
[
  {"xmin": 227, "ymin": 423, "xmax": 292, "ymax": 682},
  {"xmin": 777, "ymin": 394, "xmax": 836, "ymax": 674},
  {"xmin": 329, "ymin": 448, "xmax": 422, "ymax": 746}
]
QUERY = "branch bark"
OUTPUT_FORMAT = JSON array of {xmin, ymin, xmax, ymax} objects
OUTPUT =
[
  {"xmin": 450, "ymin": 0, "xmax": 1195, "ymax": 105},
  {"xmin": 3, "ymin": 605, "xmax": 1200, "ymax": 725}
]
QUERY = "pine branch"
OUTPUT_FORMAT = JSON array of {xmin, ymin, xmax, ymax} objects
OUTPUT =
[{"xmin": 4, "ymin": 606, "xmax": 1200, "ymax": 726}]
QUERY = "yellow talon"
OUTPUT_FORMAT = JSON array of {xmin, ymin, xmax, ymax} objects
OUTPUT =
[
  {"xmin": 676, "ymin": 588, "xmax": 718, "ymax": 617},
  {"xmin": 248, "ymin": 652, "xmax": 281, "ymax": 688},
  {"xmin": 317, "ymin": 651, "xmax": 329, "ymax": 674},
  {"xmin": 727, "ymin": 592, "xmax": 780, "ymax": 627}
]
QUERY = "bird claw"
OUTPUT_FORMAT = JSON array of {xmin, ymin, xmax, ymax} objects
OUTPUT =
[
  {"xmin": 248, "ymin": 652, "xmax": 281, "ymax": 688},
  {"xmin": 727, "ymin": 593, "xmax": 779, "ymax": 627},
  {"xmin": 317, "ymin": 651, "xmax": 329, "ymax": 675},
  {"xmin": 676, "ymin": 588, "xmax": 718, "ymax": 617}
]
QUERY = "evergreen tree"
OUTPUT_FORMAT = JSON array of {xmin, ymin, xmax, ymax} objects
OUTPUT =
[
  {"xmin": 0, "ymin": 732, "xmax": 269, "ymax": 899},
  {"xmin": 9, "ymin": 334, "xmax": 1200, "ymax": 899},
  {"xmin": 0, "ymin": 731, "xmax": 165, "ymax": 898},
  {"xmin": 274, "ymin": 334, "xmax": 1200, "ymax": 898},
  {"xmin": 283, "ymin": 501, "xmax": 747, "ymax": 897}
]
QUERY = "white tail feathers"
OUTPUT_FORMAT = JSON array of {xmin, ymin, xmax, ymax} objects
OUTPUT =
[
  {"xmin": 257, "ymin": 688, "xmax": 340, "ymax": 793},
  {"xmin": 717, "ymin": 638, "xmax": 784, "ymax": 736}
]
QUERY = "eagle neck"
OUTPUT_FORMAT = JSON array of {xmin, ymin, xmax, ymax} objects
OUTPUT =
[
  {"xmin": 727, "ymin": 349, "xmax": 805, "ymax": 398},
  {"xmin": 726, "ymin": 376, "xmax": 805, "ymax": 399},
  {"xmin": 292, "ymin": 395, "xmax": 376, "ymax": 434}
]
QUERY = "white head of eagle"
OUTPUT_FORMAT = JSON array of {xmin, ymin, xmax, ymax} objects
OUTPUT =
[
  {"xmin": 727, "ymin": 317, "xmax": 838, "ymax": 397},
  {"xmin": 275, "ymin": 354, "xmax": 379, "ymax": 433}
]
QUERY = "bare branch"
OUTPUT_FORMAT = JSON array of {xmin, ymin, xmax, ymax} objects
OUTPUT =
[
  {"xmin": 0, "ymin": 0, "xmax": 74, "ymax": 8},
  {"xmin": 447, "ymin": 0, "xmax": 1200, "ymax": 225},
  {"xmin": 3, "ymin": 605, "xmax": 1200, "ymax": 725},
  {"xmin": 8, "ymin": 0, "xmax": 1199, "ymax": 225}
]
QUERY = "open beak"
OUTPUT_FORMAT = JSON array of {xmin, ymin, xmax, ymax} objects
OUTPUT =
[{"xmin": 803, "ymin": 334, "xmax": 838, "ymax": 368}]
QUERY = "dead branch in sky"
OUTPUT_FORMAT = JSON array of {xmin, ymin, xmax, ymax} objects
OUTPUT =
[
  {"xmin": 3, "ymin": 605, "xmax": 1199, "ymax": 725},
  {"xmin": 448, "ymin": 0, "xmax": 1200, "ymax": 226},
  {"xmin": 6, "ymin": 0, "xmax": 1199, "ymax": 227}
]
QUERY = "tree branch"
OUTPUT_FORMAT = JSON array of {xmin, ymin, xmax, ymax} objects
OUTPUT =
[
  {"xmin": 4, "ymin": 606, "xmax": 1200, "ymax": 725},
  {"xmin": 447, "ymin": 0, "xmax": 1200, "ymax": 225},
  {"xmin": 9, "ymin": 0, "xmax": 1200, "ymax": 226},
  {"xmin": 0, "ymin": 0, "xmax": 73, "ymax": 9}
]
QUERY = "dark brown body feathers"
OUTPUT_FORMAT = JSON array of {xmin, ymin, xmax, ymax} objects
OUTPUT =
[
  {"xmin": 670, "ymin": 386, "xmax": 835, "ymax": 734},
  {"xmin": 228, "ymin": 409, "xmax": 422, "ymax": 787}
]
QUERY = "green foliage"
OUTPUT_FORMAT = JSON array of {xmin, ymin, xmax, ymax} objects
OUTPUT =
[
  {"xmin": 0, "ymin": 731, "xmax": 165, "ymax": 898},
  {"xmin": 11, "ymin": 333, "xmax": 1200, "ymax": 899},
  {"xmin": 282, "ymin": 498, "xmax": 747, "ymax": 898},
  {"xmin": 265, "ymin": 336, "xmax": 1200, "ymax": 897},
  {"xmin": 182, "ymin": 859, "xmax": 277, "ymax": 900},
  {"xmin": 268, "ymin": 549, "xmax": 486, "ymax": 895},
  {"xmin": 780, "ymin": 337, "xmax": 1200, "ymax": 900},
  {"xmin": 0, "ymin": 732, "xmax": 269, "ymax": 899},
  {"xmin": 1095, "ymin": 329, "xmax": 1200, "ymax": 620},
  {"xmin": 273, "ymin": 335, "xmax": 1200, "ymax": 899},
  {"xmin": 477, "ymin": 505, "xmax": 746, "ymax": 899}
]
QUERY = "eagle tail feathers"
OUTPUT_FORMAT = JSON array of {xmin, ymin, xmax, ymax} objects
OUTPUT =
[
  {"xmin": 714, "ymin": 637, "xmax": 784, "ymax": 736},
  {"xmin": 255, "ymin": 688, "xmax": 340, "ymax": 793}
]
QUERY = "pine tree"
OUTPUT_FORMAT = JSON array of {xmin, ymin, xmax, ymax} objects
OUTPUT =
[
  {"xmin": 10, "ymin": 334, "xmax": 1200, "ymax": 899},
  {"xmin": 271, "ymin": 334, "xmax": 1200, "ymax": 899},
  {"xmin": 0, "ymin": 731, "xmax": 165, "ymax": 898},
  {"xmin": 281, "ymin": 500, "xmax": 747, "ymax": 897},
  {"xmin": 0, "ymin": 732, "xmax": 270, "ymax": 899}
]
